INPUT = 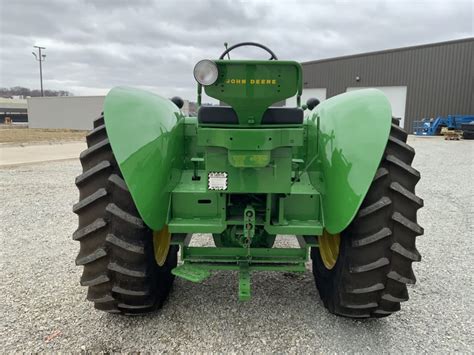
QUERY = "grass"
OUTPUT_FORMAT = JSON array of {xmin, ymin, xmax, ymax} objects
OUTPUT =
[{"xmin": 0, "ymin": 126, "xmax": 87, "ymax": 144}]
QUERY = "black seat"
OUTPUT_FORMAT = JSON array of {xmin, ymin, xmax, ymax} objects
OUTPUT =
[
  {"xmin": 198, "ymin": 106, "xmax": 303, "ymax": 124},
  {"xmin": 261, "ymin": 107, "xmax": 303, "ymax": 124},
  {"xmin": 198, "ymin": 106, "xmax": 238, "ymax": 124}
]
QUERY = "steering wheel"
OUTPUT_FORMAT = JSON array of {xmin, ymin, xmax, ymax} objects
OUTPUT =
[{"xmin": 219, "ymin": 42, "xmax": 278, "ymax": 60}]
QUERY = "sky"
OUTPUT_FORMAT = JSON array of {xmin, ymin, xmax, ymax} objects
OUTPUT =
[{"xmin": 0, "ymin": 0, "xmax": 472, "ymax": 101}]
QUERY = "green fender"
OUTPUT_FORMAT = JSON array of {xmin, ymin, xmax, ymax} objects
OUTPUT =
[
  {"xmin": 103, "ymin": 87, "xmax": 184, "ymax": 231},
  {"xmin": 306, "ymin": 89, "xmax": 392, "ymax": 234}
]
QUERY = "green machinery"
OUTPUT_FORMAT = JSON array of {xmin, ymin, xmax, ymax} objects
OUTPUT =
[{"xmin": 73, "ymin": 43, "xmax": 423, "ymax": 318}]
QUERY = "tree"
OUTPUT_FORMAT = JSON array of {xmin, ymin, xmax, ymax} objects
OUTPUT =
[{"xmin": 0, "ymin": 86, "xmax": 73, "ymax": 98}]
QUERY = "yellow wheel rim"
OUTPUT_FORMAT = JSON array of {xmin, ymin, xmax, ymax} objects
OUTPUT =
[
  {"xmin": 153, "ymin": 225, "xmax": 171, "ymax": 266},
  {"xmin": 318, "ymin": 230, "xmax": 341, "ymax": 270}
]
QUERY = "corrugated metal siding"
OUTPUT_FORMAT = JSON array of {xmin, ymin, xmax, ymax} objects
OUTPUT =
[{"xmin": 302, "ymin": 38, "xmax": 474, "ymax": 130}]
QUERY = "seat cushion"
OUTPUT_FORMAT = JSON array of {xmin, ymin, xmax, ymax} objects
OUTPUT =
[
  {"xmin": 261, "ymin": 107, "xmax": 303, "ymax": 124},
  {"xmin": 198, "ymin": 106, "xmax": 238, "ymax": 124},
  {"xmin": 198, "ymin": 106, "xmax": 304, "ymax": 125}
]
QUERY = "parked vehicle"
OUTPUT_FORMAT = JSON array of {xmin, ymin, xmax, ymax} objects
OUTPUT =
[{"xmin": 73, "ymin": 43, "xmax": 423, "ymax": 318}]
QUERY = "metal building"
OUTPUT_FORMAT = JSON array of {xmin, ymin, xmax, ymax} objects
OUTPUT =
[
  {"xmin": 26, "ymin": 96, "xmax": 196, "ymax": 130},
  {"xmin": 301, "ymin": 38, "xmax": 473, "ymax": 130},
  {"xmin": 0, "ymin": 98, "xmax": 28, "ymax": 123},
  {"xmin": 28, "ymin": 96, "xmax": 105, "ymax": 130}
]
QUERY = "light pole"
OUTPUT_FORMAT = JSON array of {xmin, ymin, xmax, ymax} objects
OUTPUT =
[{"xmin": 32, "ymin": 46, "xmax": 46, "ymax": 96}]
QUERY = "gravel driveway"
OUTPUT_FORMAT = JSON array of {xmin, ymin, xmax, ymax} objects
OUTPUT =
[{"xmin": 1, "ymin": 137, "xmax": 472, "ymax": 352}]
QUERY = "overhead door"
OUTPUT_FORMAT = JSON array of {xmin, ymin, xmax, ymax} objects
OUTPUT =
[{"xmin": 346, "ymin": 86, "xmax": 408, "ymax": 128}]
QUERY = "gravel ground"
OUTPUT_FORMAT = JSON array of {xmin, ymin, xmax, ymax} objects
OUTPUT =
[{"xmin": 1, "ymin": 137, "xmax": 473, "ymax": 353}]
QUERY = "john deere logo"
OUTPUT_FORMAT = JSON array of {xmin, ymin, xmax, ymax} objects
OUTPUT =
[{"xmin": 225, "ymin": 79, "xmax": 277, "ymax": 85}]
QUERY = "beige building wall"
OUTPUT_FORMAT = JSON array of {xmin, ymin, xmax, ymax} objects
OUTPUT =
[{"xmin": 28, "ymin": 96, "xmax": 105, "ymax": 130}]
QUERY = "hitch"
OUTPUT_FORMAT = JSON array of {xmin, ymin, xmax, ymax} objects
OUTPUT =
[{"xmin": 170, "ymin": 233, "xmax": 318, "ymax": 301}]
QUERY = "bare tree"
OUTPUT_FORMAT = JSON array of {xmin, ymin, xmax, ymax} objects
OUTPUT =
[{"xmin": 0, "ymin": 86, "xmax": 73, "ymax": 98}]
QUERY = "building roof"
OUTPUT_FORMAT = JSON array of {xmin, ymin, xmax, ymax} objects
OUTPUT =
[{"xmin": 302, "ymin": 37, "xmax": 474, "ymax": 65}]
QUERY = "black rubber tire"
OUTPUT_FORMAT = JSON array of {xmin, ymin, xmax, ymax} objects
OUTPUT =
[
  {"xmin": 462, "ymin": 131, "xmax": 474, "ymax": 139},
  {"xmin": 460, "ymin": 123, "xmax": 474, "ymax": 132},
  {"xmin": 73, "ymin": 115, "xmax": 178, "ymax": 314},
  {"xmin": 311, "ymin": 117, "xmax": 424, "ymax": 318}
]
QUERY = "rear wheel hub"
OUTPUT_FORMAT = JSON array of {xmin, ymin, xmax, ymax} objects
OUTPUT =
[
  {"xmin": 318, "ymin": 230, "xmax": 340, "ymax": 270},
  {"xmin": 153, "ymin": 226, "xmax": 171, "ymax": 266}
]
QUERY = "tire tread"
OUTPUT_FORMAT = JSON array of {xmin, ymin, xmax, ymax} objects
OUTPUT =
[
  {"xmin": 73, "ymin": 116, "xmax": 177, "ymax": 314},
  {"xmin": 311, "ymin": 116, "xmax": 423, "ymax": 318}
]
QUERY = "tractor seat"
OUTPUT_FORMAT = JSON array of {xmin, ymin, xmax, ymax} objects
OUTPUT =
[{"xmin": 198, "ymin": 106, "xmax": 303, "ymax": 125}]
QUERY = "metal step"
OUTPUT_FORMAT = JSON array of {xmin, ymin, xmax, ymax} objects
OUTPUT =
[{"xmin": 172, "ymin": 264, "xmax": 211, "ymax": 283}]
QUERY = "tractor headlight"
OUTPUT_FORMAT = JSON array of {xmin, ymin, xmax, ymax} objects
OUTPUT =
[{"xmin": 193, "ymin": 59, "xmax": 218, "ymax": 86}]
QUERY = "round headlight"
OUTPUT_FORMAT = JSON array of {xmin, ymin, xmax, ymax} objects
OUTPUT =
[{"xmin": 193, "ymin": 59, "xmax": 218, "ymax": 86}]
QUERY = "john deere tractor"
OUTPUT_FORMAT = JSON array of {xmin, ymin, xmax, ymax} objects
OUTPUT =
[{"xmin": 73, "ymin": 42, "xmax": 423, "ymax": 318}]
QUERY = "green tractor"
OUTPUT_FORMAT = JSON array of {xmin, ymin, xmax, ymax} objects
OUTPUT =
[{"xmin": 73, "ymin": 42, "xmax": 423, "ymax": 318}]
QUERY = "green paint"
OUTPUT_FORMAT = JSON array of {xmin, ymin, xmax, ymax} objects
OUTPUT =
[
  {"xmin": 102, "ymin": 52, "xmax": 393, "ymax": 301},
  {"xmin": 243, "ymin": 205, "xmax": 256, "ymax": 245},
  {"xmin": 228, "ymin": 150, "xmax": 271, "ymax": 168},
  {"xmin": 103, "ymin": 86, "xmax": 184, "ymax": 231},
  {"xmin": 204, "ymin": 60, "xmax": 302, "ymax": 125},
  {"xmin": 181, "ymin": 246, "xmax": 308, "ymax": 263},
  {"xmin": 307, "ymin": 88, "xmax": 392, "ymax": 234},
  {"xmin": 197, "ymin": 127, "xmax": 304, "ymax": 149},
  {"xmin": 171, "ymin": 264, "xmax": 211, "ymax": 283},
  {"xmin": 239, "ymin": 263, "xmax": 251, "ymax": 301},
  {"xmin": 213, "ymin": 227, "xmax": 275, "ymax": 248},
  {"xmin": 171, "ymin": 235, "xmax": 309, "ymax": 300}
]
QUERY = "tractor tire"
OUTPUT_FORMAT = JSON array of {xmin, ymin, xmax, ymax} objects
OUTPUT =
[
  {"xmin": 73, "ymin": 114, "xmax": 178, "ymax": 314},
  {"xmin": 311, "ymin": 117, "xmax": 423, "ymax": 318}
]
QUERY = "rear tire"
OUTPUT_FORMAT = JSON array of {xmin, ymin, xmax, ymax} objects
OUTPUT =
[
  {"xmin": 73, "ymin": 115, "xmax": 178, "ymax": 314},
  {"xmin": 311, "ymin": 118, "xmax": 423, "ymax": 318}
]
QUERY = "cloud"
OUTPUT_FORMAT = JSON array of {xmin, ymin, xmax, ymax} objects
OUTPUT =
[{"xmin": 0, "ymin": 0, "xmax": 472, "ymax": 100}]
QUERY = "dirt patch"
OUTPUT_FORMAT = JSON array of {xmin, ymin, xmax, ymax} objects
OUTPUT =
[{"xmin": 0, "ymin": 126, "xmax": 87, "ymax": 144}]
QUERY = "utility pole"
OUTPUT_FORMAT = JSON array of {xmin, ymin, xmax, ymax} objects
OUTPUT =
[{"xmin": 32, "ymin": 46, "xmax": 46, "ymax": 96}]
